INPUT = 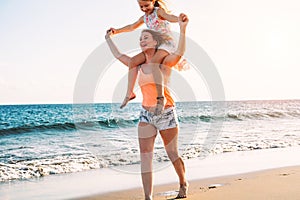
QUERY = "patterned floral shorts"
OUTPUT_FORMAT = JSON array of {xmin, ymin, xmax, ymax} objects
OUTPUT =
[{"xmin": 139, "ymin": 107, "xmax": 179, "ymax": 131}]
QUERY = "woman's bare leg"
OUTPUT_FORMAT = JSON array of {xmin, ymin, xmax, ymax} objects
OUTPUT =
[
  {"xmin": 160, "ymin": 127, "xmax": 188, "ymax": 198},
  {"xmin": 138, "ymin": 122, "xmax": 157, "ymax": 200}
]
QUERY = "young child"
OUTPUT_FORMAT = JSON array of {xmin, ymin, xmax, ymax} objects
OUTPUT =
[{"xmin": 108, "ymin": 0, "xmax": 181, "ymax": 114}]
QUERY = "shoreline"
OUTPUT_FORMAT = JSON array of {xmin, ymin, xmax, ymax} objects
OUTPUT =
[
  {"xmin": 1, "ymin": 147, "xmax": 300, "ymax": 200},
  {"xmin": 79, "ymin": 165, "xmax": 300, "ymax": 200}
]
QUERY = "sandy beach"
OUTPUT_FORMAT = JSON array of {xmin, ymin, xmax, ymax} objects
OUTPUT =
[
  {"xmin": 1, "ymin": 147, "xmax": 300, "ymax": 200},
  {"xmin": 79, "ymin": 166, "xmax": 300, "ymax": 200}
]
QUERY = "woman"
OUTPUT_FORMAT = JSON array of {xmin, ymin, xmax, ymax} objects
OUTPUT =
[{"xmin": 105, "ymin": 13, "xmax": 189, "ymax": 200}]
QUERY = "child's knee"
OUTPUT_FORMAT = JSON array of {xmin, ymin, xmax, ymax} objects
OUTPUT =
[
  {"xmin": 152, "ymin": 51, "xmax": 169, "ymax": 63},
  {"xmin": 129, "ymin": 55, "xmax": 145, "ymax": 68},
  {"xmin": 129, "ymin": 59, "xmax": 139, "ymax": 68}
]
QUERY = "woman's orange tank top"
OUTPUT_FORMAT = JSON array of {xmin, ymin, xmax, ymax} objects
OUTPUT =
[{"xmin": 138, "ymin": 66, "xmax": 175, "ymax": 108}]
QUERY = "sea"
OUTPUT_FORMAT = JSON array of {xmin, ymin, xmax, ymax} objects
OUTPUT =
[{"xmin": 1, "ymin": 100, "xmax": 300, "ymax": 183}]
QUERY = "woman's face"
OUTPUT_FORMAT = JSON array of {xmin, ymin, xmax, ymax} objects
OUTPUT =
[
  {"xmin": 140, "ymin": 31, "xmax": 157, "ymax": 52},
  {"xmin": 138, "ymin": 0, "xmax": 155, "ymax": 15}
]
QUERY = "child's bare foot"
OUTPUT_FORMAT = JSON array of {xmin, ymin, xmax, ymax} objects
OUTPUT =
[
  {"xmin": 120, "ymin": 93, "xmax": 136, "ymax": 109},
  {"xmin": 175, "ymin": 183, "xmax": 188, "ymax": 199}
]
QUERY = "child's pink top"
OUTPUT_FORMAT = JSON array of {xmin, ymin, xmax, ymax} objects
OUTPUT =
[{"xmin": 144, "ymin": 7, "xmax": 172, "ymax": 36}]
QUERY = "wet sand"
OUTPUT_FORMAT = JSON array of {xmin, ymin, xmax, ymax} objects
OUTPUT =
[{"xmin": 79, "ymin": 166, "xmax": 300, "ymax": 200}]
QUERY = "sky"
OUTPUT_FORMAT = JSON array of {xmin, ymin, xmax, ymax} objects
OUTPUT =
[{"xmin": 0, "ymin": 0, "xmax": 300, "ymax": 105}]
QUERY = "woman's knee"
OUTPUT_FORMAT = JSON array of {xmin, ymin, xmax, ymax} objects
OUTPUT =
[
  {"xmin": 166, "ymin": 149, "xmax": 180, "ymax": 162},
  {"xmin": 140, "ymin": 152, "xmax": 154, "ymax": 173}
]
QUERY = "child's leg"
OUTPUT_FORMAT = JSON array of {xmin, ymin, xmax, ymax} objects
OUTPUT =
[
  {"xmin": 120, "ymin": 52, "xmax": 146, "ymax": 109},
  {"xmin": 128, "ymin": 52, "xmax": 146, "ymax": 97},
  {"xmin": 150, "ymin": 50, "xmax": 169, "ymax": 114}
]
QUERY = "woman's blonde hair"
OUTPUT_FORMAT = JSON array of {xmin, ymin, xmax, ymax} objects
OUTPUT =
[
  {"xmin": 141, "ymin": 29, "xmax": 169, "ymax": 49},
  {"xmin": 141, "ymin": 29, "xmax": 189, "ymax": 71}
]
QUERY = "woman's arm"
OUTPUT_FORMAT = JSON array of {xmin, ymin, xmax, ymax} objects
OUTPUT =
[
  {"xmin": 163, "ymin": 13, "xmax": 188, "ymax": 67},
  {"xmin": 105, "ymin": 31, "xmax": 131, "ymax": 66},
  {"xmin": 174, "ymin": 14, "xmax": 188, "ymax": 57},
  {"xmin": 108, "ymin": 16, "xmax": 144, "ymax": 34}
]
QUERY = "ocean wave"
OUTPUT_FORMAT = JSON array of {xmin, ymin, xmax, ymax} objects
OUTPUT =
[
  {"xmin": 1, "ymin": 109, "xmax": 299, "ymax": 135},
  {"xmin": 0, "ymin": 114, "xmax": 219, "ymax": 136},
  {"xmin": 226, "ymin": 110, "xmax": 300, "ymax": 120},
  {"xmin": 0, "ymin": 118, "xmax": 140, "ymax": 136},
  {"xmin": 181, "ymin": 110, "xmax": 300, "ymax": 123},
  {"xmin": 0, "ymin": 123, "xmax": 76, "ymax": 135}
]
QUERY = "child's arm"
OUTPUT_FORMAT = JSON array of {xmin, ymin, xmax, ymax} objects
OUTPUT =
[
  {"xmin": 163, "ymin": 13, "xmax": 188, "ymax": 66},
  {"xmin": 108, "ymin": 16, "xmax": 144, "ymax": 34},
  {"xmin": 105, "ymin": 31, "xmax": 131, "ymax": 66},
  {"xmin": 157, "ymin": 8, "xmax": 179, "ymax": 23}
]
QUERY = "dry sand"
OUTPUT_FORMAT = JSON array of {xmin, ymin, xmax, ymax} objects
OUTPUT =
[{"xmin": 78, "ymin": 166, "xmax": 300, "ymax": 200}]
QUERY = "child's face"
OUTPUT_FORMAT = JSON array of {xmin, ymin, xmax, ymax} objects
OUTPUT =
[
  {"xmin": 138, "ymin": 0, "xmax": 155, "ymax": 15},
  {"xmin": 140, "ymin": 31, "xmax": 157, "ymax": 51}
]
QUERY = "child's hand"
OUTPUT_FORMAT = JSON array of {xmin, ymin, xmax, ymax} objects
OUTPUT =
[
  {"xmin": 107, "ymin": 27, "xmax": 117, "ymax": 34},
  {"xmin": 105, "ymin": 29, "xmax": 113, "ymax": 40}
]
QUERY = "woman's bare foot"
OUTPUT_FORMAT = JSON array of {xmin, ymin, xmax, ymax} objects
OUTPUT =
[
  {"xmin": 120, "ymin": 93, "xmax": 136, "ymax": 109},
  {"xmin": 175, "ymin": 183, "xmax": 188, "ymax": 199}
]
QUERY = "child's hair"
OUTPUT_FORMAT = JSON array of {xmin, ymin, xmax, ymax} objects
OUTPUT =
[{"xmin": 140, "ymin": 0, "xmax": 170, "ymax": 13}]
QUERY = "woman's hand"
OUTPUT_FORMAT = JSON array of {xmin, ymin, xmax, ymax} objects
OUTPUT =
[{"xmin": 179, "ymin": 13, "xmax": 189, "ymax": 30}]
